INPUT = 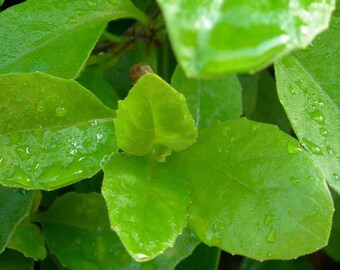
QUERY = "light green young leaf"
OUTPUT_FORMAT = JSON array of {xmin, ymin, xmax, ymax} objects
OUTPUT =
[
  {"xmin": 275, "ymin": 9, "xmax": 340, "ymax": 193},
  {"xmin": 168, "ymin": 119, "xmax": 334, "ymax": 260},
  {"xmin": 175, "ymin": 244, "xmax": 220, "ymax": 270},
  {"xmin": 171, "ymin": 66, "xmax": 242, "ymax": 129},
  {"xmin": 240, "ymin": 257, "xmax": 313, "ymax": 270},
  {"xmin": 0, "ymin": 0, "xmax": 146, "ymax": 79},
  {"xmin": 324, "ymin": 195, "xmax": 340, "ymax": 261},
  {"xmin": 0, "ymin": 249, "xmax": 33, "ymax": 270},
  {"xmin": 0, "ymin": 187, "xmax": 34, "ymax": 253},
  {"xmin": 41, "ymin": 193, "xmax": 197, "ymax": 269},
  {"xmin": 7, "ymin": 217, "xmax": 46, "ymax": 261},
  {"xmin": 115, "ymin": 73, "xmax": 197, "ymax": 156},
  {"xmin": 0, "ymin": 72, "xmax": 116, "ymax": 190},
  {"xmin": 0, "ymin": 0, "xmax": 4, "ymax": 7},
  {"xmin": 102, "ymin": 154, "xmax": 190, "ymax": 261},
  {"xmin": 156, "ymin": 0, "xmax": 335, "ymax": 78}
]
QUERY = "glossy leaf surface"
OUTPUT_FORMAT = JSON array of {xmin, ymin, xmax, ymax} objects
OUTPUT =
[
  {"xmin": 103, "ymin": 154, "xmax": 190, "ymax": 261},
  {"xmin": 115, "ymin": 73, "xmax": 197, "ymax": 156},
  {"xmin": 157, "ymin": 0, "xmax": 335, "ymax": 78},
  {"xmin": 275, "ymin": 9, "xmax": 340, "ymax": 193},
  {"xmin": 169, "ymin": 119, "xmax": 334, "ymax": 260},
  {"xmin": 171, "ymin": 66, "xmax": 242, "ymax": 129},
  {"xmin": 0, "ymin": 0, "xmax": 145, "ymax": 78},
  {"xmin": 0, "ymin": 187, "xmax": 34, "ymax": 253},
  {"xmin": 325, "ymin": 195, "xmax": 340, "ymax": 261},
  {"xmin": 7, "ymin": 217, "xmax": 47, "ymax": 261},
  {"xmin": 0, "ymin": 249, "xmax": 33, "ymax": 270},
  {"xmin": 0, "ymin": 72, "xmax": 116, "ymax": 190}
]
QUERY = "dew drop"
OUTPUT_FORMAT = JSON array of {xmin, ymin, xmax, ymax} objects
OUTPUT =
[
  {"xmin": 333, "ymin": 173, "xmax": 339, "ymax": 182},
  {"xmin": 87, "ymin": 1, "xmax": 97, "ymax": 9},
  {"xmin": 0, "ymin": 105, "xmax": 5, "ymax": 113},
  {"xmin": 319, "ymin": 127, "xmax": 328, "ymax": 137},
  {"xmin": 108, "ymin": 0, "xmax": 117, "ymax": 5},
  {"xmin": 288, "ymin": 85, "xmax": 296, "ymax": 95},
  {"xmin": 264, "ymin": 213, "xmax": 275, "ymax": 227},
  {"xmin": 302, "ymin": 139, "xmax": 323, "ymax": 156},
  {"xmin": 309, "ymin": 110, "xmax": 325, "ymax": 125},
  {"xmin": 266, "ymin": 228, "xmax": 276, "ymax": 243},
  {"xmin": 287, "ymin": 141, "xmax": 303, "ymax": 154},
  {"xmin": 290, "ymin": 176, "xmax": 300, "ymax": 186},
  {"xmin": 55, "ymin": 107, "xmax": 66, "ymax": 117},
  {"xmin": 36, "ymin": 100, "xmax": 46, "ymax": 112},
  {"xmin": 135, "ymin": 253, "xmax": 149, "ymax": 260},
  {"xmin": 326, "ymin": 146, "xmax": 334, "ymax": 156},
  {"xmin": 96, "ymin": 132, "xmax": 103, "ymax": 142}
]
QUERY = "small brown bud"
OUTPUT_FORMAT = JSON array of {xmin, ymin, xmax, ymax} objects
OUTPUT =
[{"xmin": 129, "ymin": 64, "xmax": 154, "ymax": 85}]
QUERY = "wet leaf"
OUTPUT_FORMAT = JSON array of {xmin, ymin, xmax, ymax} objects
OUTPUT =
[
  {"xmin": 156, "ymin": 0, "xmax": 335, "ymax": 78},
  {"xmin": 168, "ymin": 118, "xmax": 334, "ymax": 260},
  {"xmin": 0, "ymin": 186, "xmax": 34, "ymax": 253},
  {"xmin": 0, "ymin": 72, "xmax": 116, "ymax": 190},
  {"xmin": 171, "ymin": 65, "xmax": 242, "ymax": 129},
  {"xmin": 0, "ymin": 0, "xmax": 146, "ymax": 78},
  {"xmin": 275, "ymin": 8, "xmax": 340, "ymax": 193},
  {"xmin": 102, "ymin": 154, "xmax": 190, "ymax": 261},
  {"xmin": 115, "ymin": 73, "xmax": 197, "ymax": 156}
]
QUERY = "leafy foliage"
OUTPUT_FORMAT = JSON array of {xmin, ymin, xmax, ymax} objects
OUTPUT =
[{"xmin": 0, "ymin": 0, "xmax": 339, "ymax": 269}]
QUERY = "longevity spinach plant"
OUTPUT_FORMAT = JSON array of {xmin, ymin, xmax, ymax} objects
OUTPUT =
[{"xmin": 0, "ymin": 0, "xmax": 339, "ymax": 269}]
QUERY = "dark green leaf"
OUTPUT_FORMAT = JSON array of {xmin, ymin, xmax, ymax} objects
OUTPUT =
[
  {"xmin": 275, "ymin": 9, "xmax": 340, "ymax": 193},
  {"xmin": 325, "ymin": 195, "xmax": 340, "ymax": 261},
  {"xmin": 77, "ymin": 66, "xmax": 119, "ymax": 110},
  {"xmin": 175, "ymin": 244, "xmax": 220, "ymax": 270},
  {"xmin": 239, "ymin": 73, "xmax": 260, "ymax": 118},
  {"xmin": 242, "ymin": 71, "xmax": 291, "ymax": 133},
  {"xmin": 0, "ymin": 72, "xmax": 116, "ymax": 190},
  {"xmin": 0, "ymin": 0, "xmax": 146, "ymax": 78},
  {"xmin": 0, "ymin": 249, "xmax": 33, "ymax": 270},
  {"xmin": 168, "ymin": 119, "xmax": 333, "ymax": 260},
  {"xmin": 7, "ymin": 217, "xmax": 46, "ymax": 260},
  {"xmin": 115, "ymin": 73, "xmax": 197, "ymax": 156},
  {"xmin": 0, "ymin": 186, "xmax": 34, "ymax": 253},
  {"xmin": 41, "ymin": 192, "xmax": 139, "ymax": 270},
  {"xmin": 240, "ymin": 257, "xmax": 313, "ymax": 270},
  {"xmin": 156, "ymin": 0, "xmax": 335, "ymax": 78},
  {"xmin": 171, "ymin": 66, "xmax": 242, "ymax": 129},
  {"xmin": 102, "ymin": 154, "xmax": 190, "ymax": 261}
]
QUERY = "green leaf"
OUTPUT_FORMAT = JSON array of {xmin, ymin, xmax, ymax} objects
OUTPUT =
[
  {"xmin": 156, "ymin": 0, "xmax": 335, "ymax": 78},
  {"xmin": 41, "ymin": 192, "xmax": 197, "ymax": 269},
  {"xmin": 115, "ymin": 73, "xmax": 197, "ymax": 156},
  {"xmin": 141, "ymin": 229, "xmax": 200, "ymax": 270},
  {"xmin": 102, "ymin": 154, "xmax": 190, "ymax": 261},
  {"xmin": 0, "ymin": 0, "xmax": 3, "ymax": 7},
  {"xmin": 0, "ymin": 72, "xmax": 116, "ymax": 190},
  {"xmin": 324, "ymin": 195, "xmax": 340, "ymax": 261},
  {"xmin": 0, "ymin": 0, "xmax": 146, "ymax": 79},
  {"xmin": 240, "ymin": 257, "xmax": 313, "ymax": 270},
  {"xmin": 7, "ymin": 217, "xmax": 47, "ymax": 261},
  {"xmin": 168, "ymin": 119, "xmax": 334, "ymax": 260},
  {"xmin": 171, "ymin": 66, "xmax": 242, "ymax": 129},
  {"xmin": 275, "ymin": 9, "xmax": 340, "ymax": 193},
  {"xmin": 241, "ymin": 71, "xmax": 291, "ymax": 133},
  {"xmin": 77, "ymin": 66, "xmax": 119, "ymax": 110},
  {"xmin": 175, "ymin": 244, "xmax": 220, "ymax": 270},
  {"xmin": 41, "ymin": 192, "xmax": 140, "ymax": 270},
  {"xmin": 0, "ymin": 187, "xmax": 34, "ymax": 253},
  {"xmin": 0, "ymin": 249, "xmax": 33, "ymax": 270}
]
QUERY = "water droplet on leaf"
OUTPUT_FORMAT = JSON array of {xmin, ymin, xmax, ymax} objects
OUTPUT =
[
  {"xmin": 319, "ymin": 127, "xmax": 328, "ymax": 137},
  {"xmin": 309, "ymin": 110, "xmax": 325, "ymax": 125},
  {"xmin": 266, "ymin": 228, "xmax": 276, "ymax": 243},
  {"xmin": 87, "ymin": 1, "xmax": 97, "ymax": 9},
  {"xmin": 302, "ymin": 139, "xmax": 323, "ymax": 156},
  {"xmin": 290, "ymin": 176, "xmax": 300, "ymax": 186},
  {"xmin": 326, "ymin": 146, "xmax": 334, "ymax": 156},
  {"xmin": 264, "ymin": 213, "xmax": 275, "ymax": 227},
  {"xmin": 287, "ymin": 141, "xmax": 303, "ymax": 154},
  {"xmin": 55, "ymin": 107, "xmax": 66, "ymax": 117}
]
